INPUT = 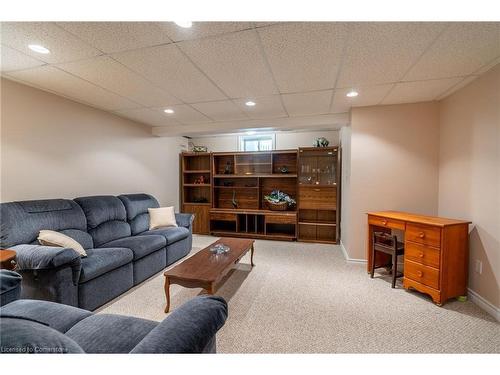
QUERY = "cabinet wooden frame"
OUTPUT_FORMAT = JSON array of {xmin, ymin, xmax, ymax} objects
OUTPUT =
[{"xmin": 180, "ymin": 152, "xmax": 212, "ymax": 234}]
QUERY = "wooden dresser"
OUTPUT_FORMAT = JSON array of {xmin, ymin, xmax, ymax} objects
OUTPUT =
[{"xmin": 367, "ymin": 211, "xmax": 471, "ymax": 306}]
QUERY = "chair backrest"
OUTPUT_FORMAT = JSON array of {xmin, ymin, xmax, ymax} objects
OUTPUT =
[
  {"xmin": 118, "ymin": 193, "xmax": 159, "ymax": 235},
  {"xmin": 0, "ymin": 199, "xmax": 91, "ymax": 249},
  {"xmin": 74, "ymin": 196, "xmax": 131, "ymax": 247},
  {"xmin": 373, "ymin": 231, "xmax": 398, "ymax": 250}
]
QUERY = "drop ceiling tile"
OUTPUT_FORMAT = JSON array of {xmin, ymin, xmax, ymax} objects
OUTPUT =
[
  {"xmin": 57, "ymin": 56, "xmax": 181, "ymax": 107},
  {"xmin": 6, "ymin": 65, "xmax": 139, "ymax": 111},
  {"xmin": 233, "ymin": 95, "xmax": 287, "ymax": 119},
  {"xmin": 178, "ymin": 29, "xmax": 278, "ymax": 98},
  {"xmin": 331, "ymin": 84, "xmax": 393, "ymax": 113},
  {"xmin": 404, "ymin": 23, "xmax": 500, "ymax": 81},
  {"xmin": 114, "ymin": 108, "xmax": 181, "ymax": 127},
  {"xmin": 257, "ymin": 22, "xmax": 349, "ymax": 93},
  {"xmin": 1, "ymin": 22, "xmax": 102, "ymax": 63},
  {"xmin": 190, "ymin": 100, "xmax": 248, "ymax": 121},
  {"xmin": 337, "ymin": 22, "xmax": 446, "ymax": 88},
  {"xmin": 57, "ymin": 22, "xmax": 173, "ymax": 53},
  {"xmin": 154, "ymin": 104, "xmax": 212, "ymax": 125},
  {"xmin": 163, "ymin": 22, "xmax": 253, "ymax": 42},
  {"xmin": 0, "ymin": 45, "xmax": 46, "ymax": 72},
  {"xmin": 112, "ymin": 44, "xmax": 226, "ymax": 103},
  {"xmin": 435, "ymin": 76, "xmax": 479, "ymax": 100},
  {"xmin": 382, "ymin": 77, "xmax": 463, "ymax": 105},
  {"xmin": 282, "ymin": 90, "xmax": 333, "ymax": 116}
]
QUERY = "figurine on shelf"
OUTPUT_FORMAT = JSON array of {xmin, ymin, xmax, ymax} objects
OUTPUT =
[
  {"xmin": 224, "ymin": 161, "xmax": 232, "ymax": 174},
  {"xmin": 279, "ymin": 165, "xmax": 289, "ymax": 174},
  {"xmin": 193, "ymin": 175, "xmax": 206, "ymax": 184},
  {"xmin": 231, "ymin": 190, "xmax": 238, "ymax": 208},
  {"xmin": 192, "ymin": 145, "xmax": 208, "ymax": 153},
  {"xmin": 314, "ymin": 137, "xmax": 329, "ymax": 147}
]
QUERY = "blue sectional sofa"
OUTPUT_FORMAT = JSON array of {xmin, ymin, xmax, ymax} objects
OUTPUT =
[{"xmin": 0, "ymin": 193, "xmax": 194, "ymax": 311}]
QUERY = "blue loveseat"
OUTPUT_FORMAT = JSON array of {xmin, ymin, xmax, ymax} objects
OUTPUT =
[
  {"xmin": 0, "ymin": 270, "xmax": 227, "ymax": 354},
  {"xmin": 0, "ymin": 193, "xmax": 194, "ymax": 310}
]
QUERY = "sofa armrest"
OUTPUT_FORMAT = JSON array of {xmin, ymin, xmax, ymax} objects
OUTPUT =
[
  {"xmin": 0, "ymin": 270, "xmax": 23, "ymax": 306},
  {"xmin": 130, "ymin": 295, "xmax": 228, "ymax": 353},
  {"xmin": 11, "ymin": 244, "xmax": 82, "ymax": 271},
  {"xmin": 175, "ymin": 213, "xmax": 194, "ymax": 229}
]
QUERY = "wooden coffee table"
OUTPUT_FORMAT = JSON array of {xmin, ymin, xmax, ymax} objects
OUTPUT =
[{"xmin": 164, "ymin": 237, "xmax": 255, "ymax": 312}]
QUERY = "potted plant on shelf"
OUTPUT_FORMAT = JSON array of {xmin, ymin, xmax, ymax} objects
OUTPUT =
[{"xmin": 264, "ymin": 190, "xmax": 296, "ymax": 211}]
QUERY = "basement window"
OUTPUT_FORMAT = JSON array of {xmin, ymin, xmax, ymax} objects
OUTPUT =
[{"xmin": 239, "ymin": 134, "xmax": 275, "ymax": 151}]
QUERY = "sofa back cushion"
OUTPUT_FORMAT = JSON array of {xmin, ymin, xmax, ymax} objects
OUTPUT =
[
  {"xmin": 118, "ymin": 194, "xmax": 159, "ymax": 235},
  {"xmin": 74, "ymin": 196, "xmax": 131, "ymax": 247},
  {"xmin": 0, "ymin": 199, "xmax": 89, "ymax": 248},
  {"xmin": 0, "ymin": 317, "xmax": 84, "ymax": 353}
]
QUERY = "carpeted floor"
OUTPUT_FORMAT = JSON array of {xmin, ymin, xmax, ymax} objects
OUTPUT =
[{"xmin": 98, "ymin": 235, "xmax": 500, "ymax": 353}]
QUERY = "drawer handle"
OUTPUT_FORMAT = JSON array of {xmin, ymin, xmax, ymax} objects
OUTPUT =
[
  {"xmin": 418, "ymin": 232, "xmax": 425, "ymax": 238},
  {"xmin": 418, "ymin": 252, "xmax": 424, "ymax": 258},
  {"xmin": 313, "ymin": 188, "xmax": 321, "ymax": 192},
  {"xmin": 382, "ymin": 220, "xmax": 388, "ymax": 225},
  {"xmin": 417, "ymin": 271, "xmax": 423, "ymax": 277}
]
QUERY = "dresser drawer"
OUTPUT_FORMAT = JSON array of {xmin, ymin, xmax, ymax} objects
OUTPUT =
[
  {"xmin": 266, "ymin": 214, "xmax": 297, "ymax": 225},
  {"xmin": 406, "ymin": 223, "xmax": 441, "ymax": 248},
  {"xmin": 299, "ymin": 186, "xmax": 336, "ymax": 210},
  {"xmin": 405, "ymin": 241, "xmax": 440, "ymax": 268},
  {"xmin": 404, "ymin": 260, "xmax": 440, "ymax": 289},
  {"xmin": 210, "ymin": 212, "xmax": 237, "ymax": 221},
  {"xmin": 368, "ymin": 215, "xmax": 405, "ymax": 230}
]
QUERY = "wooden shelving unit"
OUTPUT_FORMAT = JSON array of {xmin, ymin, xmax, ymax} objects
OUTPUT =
[
  {"xmin": 209, "ymin": 150, "xmax": 298, "ymax": 240},
  {"xmin": 297, "ymin": 147, "xmax": 340, "ymax": 244},
  {"xmin": 180, "ymin": 148, "xmax": 341, "ymax": 243},
  {"xmin": 180, "ymin": 152, "xmax": 212, "ymax": 234}
]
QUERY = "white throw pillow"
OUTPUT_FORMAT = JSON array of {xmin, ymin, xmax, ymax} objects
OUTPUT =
[
  {"xmin": 148, "ymin": 207, "xmax": 178, "ymax": 230},
  {"xmin": 38, "ymin": 230, "xmax": 87, "ymax": 257}
]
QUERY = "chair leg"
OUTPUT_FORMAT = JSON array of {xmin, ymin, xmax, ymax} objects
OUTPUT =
[
  {"xmin": 370, "ymin": 247, "xmax": 376, "ymax": 279},
  {"xmin": 391, "ymin": 253, "xmax": 397, "ymax": 288}
]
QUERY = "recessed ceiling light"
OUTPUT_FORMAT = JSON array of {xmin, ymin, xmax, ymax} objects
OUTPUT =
[
  {"xmin": 164, "ymin": 108, "xmax": 175, "ymax": 114},
  {"xmin": 245, "ymin": 101, "xmax": 256, "ymax": 107},
  {"xmin": 174, "ymin": 21, "xmax": 193, "ymax": 28},
  {"xmin": 346, "ymin": 90, "xmax": 359, "ymax": 98},
  {"xmin": 246, "ymin": 131, "xmax": 257, "ymax": 135},
  {"xmin": 28, "ymin": 44, "xmax": 50, "ymax": 54}
]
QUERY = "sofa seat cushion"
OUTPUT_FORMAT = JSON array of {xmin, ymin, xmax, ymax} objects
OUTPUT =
[
  {"xmin": 79, "ymin": 248, "xmax": 133, "ymax": 283},
  {"xmin": 0, "ymin": 299, "xmax": 92, "ymax": 333},
  {"xmin": 66, "ymin": 314, "xmax": 158, "ymax": 353},
  {"xmin": 101, "ymin": 235, "xmax": 166, "ymax": 261},
  {"xmin": 141, "ymin": 227, "xmax": 189, "ymax": 245}
]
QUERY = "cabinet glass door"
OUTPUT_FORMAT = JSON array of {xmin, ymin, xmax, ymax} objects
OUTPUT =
[{"xmin": 298, "ymin": 148, "xmax": 336, "ymax": 186}]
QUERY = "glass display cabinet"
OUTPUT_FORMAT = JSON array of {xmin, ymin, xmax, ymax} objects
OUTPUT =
[{"xmin": 297, "ymin": 147, "xmax": 340, "ymax": 244}]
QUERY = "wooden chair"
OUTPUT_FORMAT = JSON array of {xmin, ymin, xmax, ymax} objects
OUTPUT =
[{"xmin": 370, "ymin": 231, "xmax": 404, "ymax": 288}]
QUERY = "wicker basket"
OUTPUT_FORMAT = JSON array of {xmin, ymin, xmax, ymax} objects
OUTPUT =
[{"xmin": 266, "ymin": 201, "xmax": 289, "ymax": 211}]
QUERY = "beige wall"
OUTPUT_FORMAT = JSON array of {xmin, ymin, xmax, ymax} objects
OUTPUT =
[
  {"xmin": 191, "ymin": 130, "xmax": 339, "ymax": 152},
  {"xmin": 0, "ymin": 78, "xmax": 185, "ymax": 209},
  {"xmin": 339, "ymin": 125, "xmax": 351, "ymax": 254},
  {"xmin": 438, "ymin": 64, "xmax": 500, "ymax": 308},
  {"xmin": 344, "ymin": 102, "xmax": 440, "ymax": 260}
]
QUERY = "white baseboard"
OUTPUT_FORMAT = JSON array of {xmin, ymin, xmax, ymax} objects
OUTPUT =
[
  {"xmin": 467, "ymin": 288, "xmax": 500, "ymax": 322},
  {"xmin": 340, "ymin": 241, "xmax": 367, "ymax": 263}
]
